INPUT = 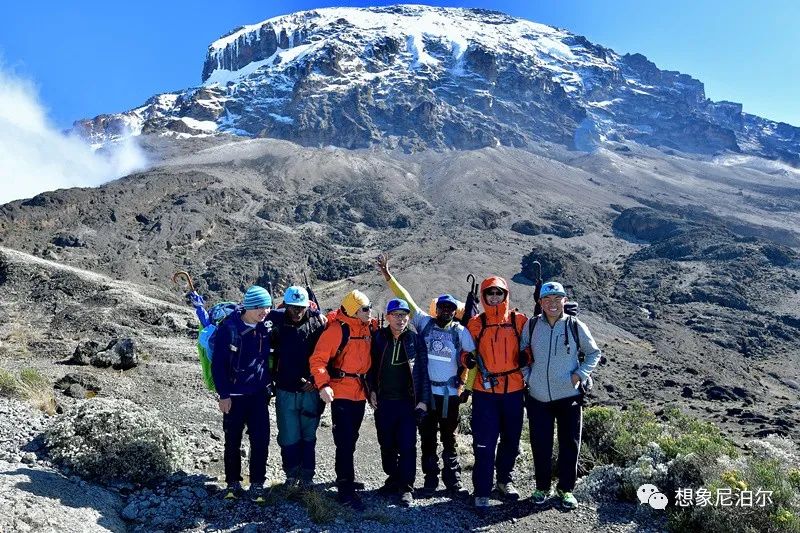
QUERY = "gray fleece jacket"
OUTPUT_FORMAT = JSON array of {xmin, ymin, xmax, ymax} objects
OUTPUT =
[{"xmin": 520, "ymin": 314, "xmax": 601, "ymax": 403}]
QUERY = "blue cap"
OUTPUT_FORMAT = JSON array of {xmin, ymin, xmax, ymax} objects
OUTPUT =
[
  {"xmin": 436, "ymin": 294, "xmax": 458, "ymax": 307},
  {"xmin": 539, "ymin": 281, "xmax": 567, "ymax": 298},
  {"xmin": 386, "ymin": 298, "xmax": 410, "ymax": 314},
  {"xmin": 283, "ymin": 286, "xmax": 309, "ymax": 307},
  {"xmin": 242, "ymin": 285, "xmax": 272, "ymax": 309}
]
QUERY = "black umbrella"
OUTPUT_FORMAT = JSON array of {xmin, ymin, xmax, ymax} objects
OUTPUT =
[
  {"xmin": 460, "ymin": 274, "xmax": 481, "ymax": 326},
  {"xmin": 531, "ymin": 260, "xmax": 543, "ymax": 317}
]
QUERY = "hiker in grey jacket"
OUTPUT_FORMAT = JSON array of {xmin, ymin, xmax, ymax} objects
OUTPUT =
[{"xmin": 519, "ymin": 281, "xmax": 601, "ymax": 511}]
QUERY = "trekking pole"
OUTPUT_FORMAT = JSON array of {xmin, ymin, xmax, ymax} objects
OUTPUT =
[
  {"xmin": 172, "ymin": 271, "xmax": 196, "ymax": 293},
  {"xmin": 303, "ymin": 271, "xmax": 321, "ymax": 309}
]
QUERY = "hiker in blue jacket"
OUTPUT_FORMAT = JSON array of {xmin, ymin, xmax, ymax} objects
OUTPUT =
[
  {"xmin": 268, "ymin": 286, "xmax": 327, "ymax": 489},
  {"xmin": 211, "ymin": 285, "xmax": 274, "ymax": 503},
  {"xmin": 520, "ymin": 281, "xmax": 601, "ymax": 510}
]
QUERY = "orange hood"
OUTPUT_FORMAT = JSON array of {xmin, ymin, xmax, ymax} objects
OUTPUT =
[{"xmin": 480, "ymin": 276, "xmax": 511, "ymax": 325}]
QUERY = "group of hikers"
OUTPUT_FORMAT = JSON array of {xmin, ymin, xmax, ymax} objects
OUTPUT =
[{"xmin": 188, "ymin": 254, "xmax": 601, "ymax": 513}]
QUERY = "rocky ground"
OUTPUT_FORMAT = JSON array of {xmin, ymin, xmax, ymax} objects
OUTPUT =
[{"xmin": 1, "ymin": 135, "xmax": 798, "ymax": 531}]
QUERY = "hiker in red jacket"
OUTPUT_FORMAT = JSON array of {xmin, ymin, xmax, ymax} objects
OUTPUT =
[{"xmin": 309, "ymin": 290, "xmax": 374, "ymax": 511}]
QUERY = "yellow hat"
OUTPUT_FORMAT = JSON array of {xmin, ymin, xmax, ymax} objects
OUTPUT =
[{"xmin": 341, "ymin": 290, "xmax": 370, "ymax": 317}]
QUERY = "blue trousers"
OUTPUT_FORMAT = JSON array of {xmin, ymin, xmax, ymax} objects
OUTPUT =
[
  {"xmin": 331, "ymin": 399, "xmax": 366, "ymax": 494},
  {"xmin": 276, "ymin": 389, "xmax": 322, "ymax": 481},
  {"xmin": 470, "ymin": 390, "xmax": 524, "ymax": 498},
  {"xmin": 222, "ymin": 391, "xmax": 270, "ymax": 485},
  {"xmin": 374, "ymin": 397, "xmax": 417, "ymax": 491}
]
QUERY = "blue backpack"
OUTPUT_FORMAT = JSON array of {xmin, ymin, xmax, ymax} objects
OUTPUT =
[{"xmin": 197, "ymin": 302, "xmax": 240, "ymax": 392}]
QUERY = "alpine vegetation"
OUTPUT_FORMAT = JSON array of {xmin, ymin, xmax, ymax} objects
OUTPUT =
[{"xmin": 45, "ymin": 398, "xmax": 187, "ymax": 484}]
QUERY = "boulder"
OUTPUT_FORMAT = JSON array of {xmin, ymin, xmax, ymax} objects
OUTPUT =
[{"xmin": 90, "ymin": 338, "xmax": 138, "ymax": 370}]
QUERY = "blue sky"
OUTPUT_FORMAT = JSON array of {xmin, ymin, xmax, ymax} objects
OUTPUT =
[{"xmin": 1, "ymin": 0, "xmax": 798, "ymax": 128}]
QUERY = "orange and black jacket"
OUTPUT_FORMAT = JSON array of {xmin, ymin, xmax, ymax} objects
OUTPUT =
[
  {"xmin": 462, "ymin": 276, "xmax": 528, "ymax": 394},
  {"xmin": 309, "ymin": 309, "xmax": 373, "ymax": 401}
]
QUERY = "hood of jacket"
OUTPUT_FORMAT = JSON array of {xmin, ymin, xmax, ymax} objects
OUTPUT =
[{"xmin": 480, "ymin": 276, "xmax": 511, "ymax": 325}]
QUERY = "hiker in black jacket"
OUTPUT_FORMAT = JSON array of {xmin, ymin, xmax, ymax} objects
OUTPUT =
[
  {"xmin": 268, "ymin": 286, "xmax": 327, "ymax": 489},
  {"xmin": 367, "ymin": 298, "xmax": 432, "ymax": 507},
  {"xmin": 211, "ymin": 285, "xmax": 273, "ymax": 503}
]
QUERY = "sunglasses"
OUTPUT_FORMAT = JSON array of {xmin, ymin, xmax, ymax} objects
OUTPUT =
[
  {"xmin": 484, "ymin": 289, "xmax": 505, "ymax": 296},
  {"xmin": 360, "ymin": 305, "xmax": 372, "ymax": 312}
]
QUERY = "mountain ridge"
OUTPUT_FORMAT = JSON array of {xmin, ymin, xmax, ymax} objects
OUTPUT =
[{"xmin": 72, "ymin": 5, "xmax": 799, "ymax": 162}]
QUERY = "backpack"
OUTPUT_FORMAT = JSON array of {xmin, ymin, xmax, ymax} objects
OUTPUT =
[
  {"xmin": 328, "ymin": 320, "xmax": 373, "ymax": 368},
  {"xmin": 475, "ymin": 311, "xmax": 523, "ymax": 348},
  {"xmin": 197, "ymin": 302, "xmax": 240, "ymax": 392}
]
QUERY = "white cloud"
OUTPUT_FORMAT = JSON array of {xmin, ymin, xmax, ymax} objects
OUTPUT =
[{"xmin": 0, "ymin": 65, "xmax": 148, "ymax": 205}]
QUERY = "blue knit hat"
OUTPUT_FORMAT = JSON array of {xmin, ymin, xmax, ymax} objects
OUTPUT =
[
  {"xmin": 242, "ymin": 285, "xmax": 272, "ymax": 309},
  {"xmin": 386, "ymin": 298, "xmax": 410, "ymax": 314}
]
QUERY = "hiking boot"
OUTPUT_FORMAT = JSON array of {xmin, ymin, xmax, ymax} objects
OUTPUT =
[
  {"xmin": 531, "ymin": 489, "xmax": 550, "ymax": 505},
  {"xmin": 399, "ymin": 490, "xmax": 414, "ymax": 507},
  {"xmin": 377, "ymin": 481, "xmax": 398, "ymax": 497},
  {"xmin": 222, "ymin": 482, "xmax": 243, "ymax": 500},
  {"xmin": 419, "ymin": 476, "xmax": 438, "ymax": 497},
  {"xmin": 446, "ymin": 482, "xmax": 469, "ymax": 500},
  {"xmin": 557, "ymin": 490, "xmax": 578, "ymax": 510},
  {"xmin": 249, "ymin": 483, "xmax": 267, "ymax": 504},
  {"xmin": 473, "ymin": 496, "xmax": 491, "ymax": 510},
  {"xmin": 497, "ymin": 481, "xmax": 520, "ymax": 501}
]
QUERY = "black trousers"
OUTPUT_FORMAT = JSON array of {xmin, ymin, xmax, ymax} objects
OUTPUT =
[
  {"xmin": 331, "ymin": 398, "xmax": 366, "ymax": 494},
  {"xmin": 526, "ymin": 394, "xmax": 583, "ymax": 492},
  {"xmin": 374, "ymin": 397, "xmax": 417, "ymax": 491},
  {"xmin": 223, "ymin": 391, "xmax": 270, "ymax": 485},
  {"xmin": 419, "ymin": 394, "xmax": 461, "ymax": 487}
]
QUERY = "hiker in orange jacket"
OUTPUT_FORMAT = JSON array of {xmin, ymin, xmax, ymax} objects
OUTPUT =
[
  {"xmin": 309, "ymin": 289, "xmax": 374, "ymax": 510},
  {"xmin": 462, "ymin": 276, "xmax": 528, "ymax": 510}
]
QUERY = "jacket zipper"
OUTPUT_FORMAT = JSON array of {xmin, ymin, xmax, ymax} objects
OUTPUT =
[{"xmin": 546, "ymin": 322, "xmax": 554, "ymax": 402}]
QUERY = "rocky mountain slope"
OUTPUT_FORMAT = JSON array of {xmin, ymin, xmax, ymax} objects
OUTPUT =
[
  {"xmin": 2, "ymin": 135, "xmax": 799, "ymax": 444},
  {"xmin": 2, "ymin": 5, "xmax": 800, "ymax": 532},
  {"xmin": 74, "ymin": 5, "xmax": 799, "ymax": 161}
]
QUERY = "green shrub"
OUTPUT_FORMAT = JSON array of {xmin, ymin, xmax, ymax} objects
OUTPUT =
[
  {"xmin": 0, "ymin": 367, "xmax": 21, "ymax": 396},
  {"xmin": 664, "ymin": 435, "xmax": 800, "ymax": 533},
  {"xmin": 659, "ymin": 407, "xmax": 738, "ymax": 461},
  {"xmin": 583, "ymin": 403, "xmax": 662, "ymax": 467},
  {"xmin": 582, "ymin": 403, "xmax": 737, "ymax": 469},
  {"xmin": 0, "ymin": 366, "xmax": 56, "ymax": 414},
  {"xmin": 301, "ymin": 489, "xmax": 338, "ymax": 524}
]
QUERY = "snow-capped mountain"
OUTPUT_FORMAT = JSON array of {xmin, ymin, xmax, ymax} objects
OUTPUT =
[{"xmin": 74, "ymin": 5, "xmax": 800, "ymax": 161}]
